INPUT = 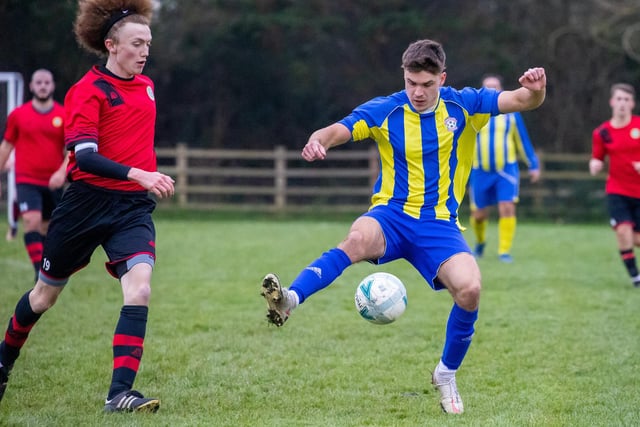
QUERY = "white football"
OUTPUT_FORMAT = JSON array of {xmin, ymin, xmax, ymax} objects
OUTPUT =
[{"xmin": 354, "ymin": 272, "xmax": 407, "ymax": 324}]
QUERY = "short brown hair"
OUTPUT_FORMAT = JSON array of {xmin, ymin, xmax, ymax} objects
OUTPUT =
[
  {"xmin": 610, "ymin": 83, "xmax": 635, "ymax": 99},
  {"xmin": 401, "ymin": 39, "xmax": 446, "ymax": 74},
  {"xmin": 74, "ymin": 0, "xmax": 153, "ymax": 56}
]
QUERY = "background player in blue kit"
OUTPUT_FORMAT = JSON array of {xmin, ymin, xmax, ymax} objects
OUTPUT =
[
  {"xmin": 469, "ymin": 74, "xmax": 540, "ymax": 263},
  {"xmin": 260, "ymin": 39, "xmax": 547, "ymax": 414}
]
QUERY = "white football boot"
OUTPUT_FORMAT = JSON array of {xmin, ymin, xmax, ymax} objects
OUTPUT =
[
  {"xmin": 261, "ymin": 273, "xmax": 296, "ymax": 327},
  {"xmin": 431, "ymin": 365, "xmax": 464, "ymax": 414}
]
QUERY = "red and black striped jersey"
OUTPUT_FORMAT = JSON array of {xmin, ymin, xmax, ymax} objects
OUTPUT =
[{"xmin": 64, "ymin": 65, "xmax": 157, "ymax": 192}]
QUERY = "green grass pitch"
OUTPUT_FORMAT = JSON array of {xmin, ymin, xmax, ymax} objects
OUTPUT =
[{"xmin": 0, "ymin": 214, "xmax": 639, "ymax": 426}]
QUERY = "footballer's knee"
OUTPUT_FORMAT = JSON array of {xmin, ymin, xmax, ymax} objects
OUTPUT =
[
  {"xmin": 29, "ymin": 282, "xmax": 63, "ymax": 313},
  {"xmin": 339, "ymin": 218, "xmax": 385, "ymax": 261},
  {"xmin": 340, "ymin": 230, "xmax": 381, "ymax": 262},
  {"xmin": 453, "ymin": 280, "xmax": 481, "ymax": 311},
  {"xmin": 21, "ymin": 212, "xmax": 43, "ymax": 232},
  {"xmin": 121, "ymin": 279, "xmax": 152, "ymax": 305},
  {"xmin": 472, "ymin": 209, "xmax": 487, "ymax": 221},
  {"xmin": 121, "ymin": 263, "xmax": 153, "ymax": 305}
]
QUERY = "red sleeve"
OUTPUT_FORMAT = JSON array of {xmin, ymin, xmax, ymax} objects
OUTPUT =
[
  {"xmin": 64, "ymin": 78, "xmax": 101, "ymax": 149},
  {"xmin": 3, "ymin": 108, "xmax": 19, "ymax": 144},
  {"xmin": 591, "ymin": 124, "xmax": 607, "ymax": 161}
]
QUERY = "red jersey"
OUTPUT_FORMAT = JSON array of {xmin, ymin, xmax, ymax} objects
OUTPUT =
[
  {"xmin": 592, "ymin": 115, "xmax": 640, "ymax": 198},
  {"xmin": 3, "ymin": 101, "xmax": 65, "ymax": 186},
  {"xmin": 64, "ymin": 66, "xmax": 157, "ymax": 192}
]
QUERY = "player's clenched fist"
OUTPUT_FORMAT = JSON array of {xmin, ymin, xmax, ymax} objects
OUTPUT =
[{"xmin": 302, "ymin": 139, "xmax": 327, "ymax": 162}]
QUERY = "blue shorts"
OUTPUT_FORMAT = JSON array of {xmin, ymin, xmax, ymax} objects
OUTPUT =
[
  {"xmin": 363, "ymin": 206, "xmax": 471, "ymax": 290},
  {"xmin": 16, "ymin": 183, "xmax": 63, "ymax": 220},
  {"xmin": 607, "ymin": 193, "xmax": 640, "ymax": 232},
  {"xmin": 469, "ymin": 163, "xmax": 520, "ymax": 209},
  {"xmin": 40, "ymin": 182, "xmax": 157, "ymax": 286}
]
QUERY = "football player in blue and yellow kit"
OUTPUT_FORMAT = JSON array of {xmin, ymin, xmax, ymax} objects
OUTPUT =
[
  {"xmin": 469, "ymin": 74, "xmax": 540, "ymax": 263},
  {"xmin": 261, "ymin": 39, "xmax": 546, "ymax": 414}
]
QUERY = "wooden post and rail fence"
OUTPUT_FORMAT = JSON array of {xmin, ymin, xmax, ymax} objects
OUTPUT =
[
  {"xmin": 150, "ymin": 144, "xmax": 606, "ymax": 221},
  {"xmin": 0, "ymin": 144, "xmax": 606, "ymax": 221}
]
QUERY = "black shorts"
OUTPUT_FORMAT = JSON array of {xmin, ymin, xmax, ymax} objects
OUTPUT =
[
  {"xmin": 607, "ymin": 193, "xmax": 640, "ymax": 231},
  {"xmin": 40, "ymin": 181, "xmax": 157, "ymax": 285},
  {"xmin": 16, "ymin": 183, "xmax": 63, "ymax": 220}
]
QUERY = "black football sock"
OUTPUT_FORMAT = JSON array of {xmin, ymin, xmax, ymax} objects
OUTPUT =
[
  {"xmin": 620, "ymin": 249, "xmax": 638, "ymax": 277},
  {"xmin": 0, "ymin": 290, "xmax": 42, "ymax": 367},
  {"xmin": 107, "ymin": 305, "xmax": 148, "ymax": 400}
]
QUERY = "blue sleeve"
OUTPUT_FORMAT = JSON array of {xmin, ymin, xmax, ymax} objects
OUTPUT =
[
  {"xmin": 449, "ymin": 87, "xmax": 501, "ymax": 116},
  {"xmin": 339, "ymin": 97, "xmax": 381, "ymax": 129},
  {"xmin": 338, "ymin": 92, "xmax": 405, "ymax": 140},
  {"xmin": 513, "ymin": 112, "xmax": 539, "ymax": 170}
]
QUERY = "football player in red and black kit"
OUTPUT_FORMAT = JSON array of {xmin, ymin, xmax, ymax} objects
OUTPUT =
[
  {"xmin": 0, "ymin": 0, "xmax": 174, "ymax": 413},
  {"xmin": 0, "ymin": 69, "xmax": 68, "ymax": 281},
  {"xmin": 590, "ymin": 83, "xmax": 640, "ymax": 288}
]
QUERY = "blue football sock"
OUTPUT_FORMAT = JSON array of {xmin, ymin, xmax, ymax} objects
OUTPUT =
[
  {"xmin": 441, "ymin": 303, "xmax": 478, "ymax": 370},
  {"xmin": 289, "ymin": 248, "xmax": 352, "ymax": 303}
]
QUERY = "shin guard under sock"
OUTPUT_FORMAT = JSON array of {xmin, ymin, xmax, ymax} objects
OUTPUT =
[
  {"xmin": 620, "ymin": 249, "xmax": 639, "ymax": 278},
  {"xmin": 289, "ymin": 248, "xmax": 352, "ymax": 303},
  {"xmin": 107, "ymin": 305, "xmax": 148, "ymax": 400},
  {"xmin": 0, "ymin": 290, "xmax": 42, "ymax": 367},
  {"xmin": 441, "ymin": 303, "xmax": 478, "ymax": 370}
]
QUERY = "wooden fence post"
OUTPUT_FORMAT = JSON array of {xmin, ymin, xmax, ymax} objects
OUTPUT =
[
  {"xmin": 274, "ymin": 145, "xmax": 287, "ymax": 210},
  {"xmin": 176, "ymin": 142, "xmax": 188, "ymax": 207},
  {"xmin": 532, "ymin": 150, "xmax": 544, "ymax": 214}
]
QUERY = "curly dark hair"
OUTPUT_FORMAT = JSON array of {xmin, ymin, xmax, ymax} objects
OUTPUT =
[{"xmin": 74, "ymin": 0, "xmax": 153, "ymax": 56}]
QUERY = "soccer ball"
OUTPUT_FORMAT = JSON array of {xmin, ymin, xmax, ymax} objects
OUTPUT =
[{"xmin": 354, "ymin": 272, "xmax": 407, "ymax": 324}]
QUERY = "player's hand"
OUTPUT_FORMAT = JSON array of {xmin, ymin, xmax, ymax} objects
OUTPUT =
[
  {"xmin": 633, "ymin": 162, "xmax": 640, "ymax": 174},
  {"xmin": 589, "ymin": 158, "xmax": 604, "ymax": 176},
  {"xmin": 128, "ymin": 168, "xmax": 175, "ymax": 198},
  {"xmin": 302, "ymin": 139, "xmax": 327, "ymax": 162},
  {"xmin": 529, "ymin": 169, "xmax": 541, "ymax": 183},
  {"xmin": 518, "ymin": 67, "xmax": 546, "ymax": 92},
  {"xmin": 48, "ymin": 170, "xmax": 67, "ymax": 190}
]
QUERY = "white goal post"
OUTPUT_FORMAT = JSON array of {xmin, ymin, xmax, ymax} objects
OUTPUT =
[{"xmin": 0, "ymin": 72, "xmax": 24, "ymax": 236}]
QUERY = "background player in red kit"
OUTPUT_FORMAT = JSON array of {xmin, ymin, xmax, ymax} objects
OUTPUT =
[
  {"xmin": 0, "ymin": 0, "xmax": 174, "ymax": 413},
  {"xmin": 0, "ymin": 69, "xmax": 68, "ymax": 281},
  {"xmin": 590, "ymin": 83, "xmax": 640, "ymax": 287}
]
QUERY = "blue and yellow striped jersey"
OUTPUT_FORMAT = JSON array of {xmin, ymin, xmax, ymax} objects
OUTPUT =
[
  {"xmin": 339, "ymin": 87, "xmax": 500, "ymax": 222},
  {"xmin": 473, "ymin": 112, "xmax": 539, "ymax": 172}
]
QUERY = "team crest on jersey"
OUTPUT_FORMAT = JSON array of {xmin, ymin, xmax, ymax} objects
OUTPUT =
[
  {"xmin": 147, "ymin": 86, "xmax": 155, "ymax": 101},
  {"xmin": 444, "ymin": 117, "xmax": 458, "ymax": 132},
  {"xmin": 631, "ymin": 128, "xmax": 640, "ymax": 139},
  {"xmin": 52, "ymin": 116, "xmax": 63, "ymax": 128}
]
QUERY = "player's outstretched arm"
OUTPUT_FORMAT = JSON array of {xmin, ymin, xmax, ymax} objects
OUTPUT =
[
  {"xmin": 498, "ymin": 67, "xmax": 547, "ymax": 114},
  {"xmin": 302, "ymin": 123, "xmax": 352, "ymax": 162}
]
